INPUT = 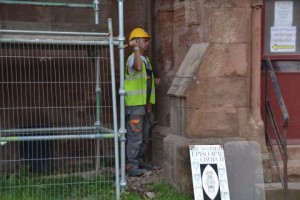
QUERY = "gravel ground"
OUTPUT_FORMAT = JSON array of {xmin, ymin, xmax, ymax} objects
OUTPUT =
[{"xmin": 125, "ymin": 166, "xmax": 164, "ymax": 199}]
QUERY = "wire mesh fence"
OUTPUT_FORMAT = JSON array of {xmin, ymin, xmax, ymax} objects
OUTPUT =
[{"xmin": 0, "ymin": 32, "xmax": 119, "ymax": 200}]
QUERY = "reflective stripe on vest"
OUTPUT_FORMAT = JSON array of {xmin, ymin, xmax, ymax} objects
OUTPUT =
[{"xmin": 125, "ymin": 55, "xmax": 155, "ymax": 106}]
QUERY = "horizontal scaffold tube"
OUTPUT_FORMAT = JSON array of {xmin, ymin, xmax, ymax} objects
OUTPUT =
[
  {"xmin": 0, "ymin": 38, "xmax": 119, "ymax": 45},
  {"xmin": 0, "ymin": 29, "xmax": 109, "ymax": 36},
  {"xmin": 1, "ymin": 126, "xmax": 114, "ymax": 135},
  {"xmin": 0, "ymin": 133, "xmax": 120, "ymax": 142},
  {"xmin": 0, "ymin": 1, "xmax": 94, "ymax": 8}
]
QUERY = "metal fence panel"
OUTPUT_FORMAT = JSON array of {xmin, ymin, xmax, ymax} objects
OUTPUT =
[{"xmin": 0, "ymin": 28, "xmax": 120, "ymax": 200}]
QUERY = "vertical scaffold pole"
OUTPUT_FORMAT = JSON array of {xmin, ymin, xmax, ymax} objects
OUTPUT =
[
  {"xmin": 95, "ymin": 50, "xmax": 101, "ymax": 171},
  {"xmin": 108, "ymin": 18, "xmax": 121, "ymax": 200},
  {"xmin": 118, "ymin": 0, "xmax": 127, "ymax": 192}
]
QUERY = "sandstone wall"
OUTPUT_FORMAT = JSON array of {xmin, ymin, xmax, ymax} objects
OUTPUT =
[
  {"xmin": 155, "ymin": 0, "xmax": 256, "ymax": 135},
  {"xmin": 153, "ymin": 0, "xmax": 267, "ymax": 193}
]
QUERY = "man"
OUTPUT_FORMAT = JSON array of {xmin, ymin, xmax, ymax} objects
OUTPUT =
[{"xmin": 125, "ymin": 28, "xmax": 160, "ymax": 177}]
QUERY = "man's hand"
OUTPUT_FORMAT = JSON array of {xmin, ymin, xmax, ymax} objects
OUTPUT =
[
  {"xmin": 155, "ymin": 78, "xmax": 160, "ymax": 87},
  {"xmin": 129, "ymin": 39, "xmax": 138, "ymax": 47}
]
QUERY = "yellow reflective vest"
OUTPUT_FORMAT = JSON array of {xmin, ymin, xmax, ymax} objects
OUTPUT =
[{"xmin": 125, "ymin": 55, "xmax": 155, "ymax": 106}]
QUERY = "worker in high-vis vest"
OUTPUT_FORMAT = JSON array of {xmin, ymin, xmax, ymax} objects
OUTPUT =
[{"xmin": 125, "ymin": 28, "xmax": 160, "ymax": 177}]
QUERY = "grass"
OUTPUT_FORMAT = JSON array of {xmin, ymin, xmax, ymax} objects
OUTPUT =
[
  {"xmin": 0, "ymin": 173, "xmax": 192, "ymax": 200},
  {"xmin": 122, "ymin": 181, "xmax": 192, "ymax": 200},
  {"xmin": 0, "ymin": 173, "xmax": 116, "ymax": 200},
  {"xmin": 151, "ymin": 182, "xmax": 192, "ymax": 200}
]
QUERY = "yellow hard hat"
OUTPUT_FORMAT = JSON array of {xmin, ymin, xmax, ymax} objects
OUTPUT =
[{"xmin": 129, "ymin": 28, "xmax": 150, "ymax": 41}]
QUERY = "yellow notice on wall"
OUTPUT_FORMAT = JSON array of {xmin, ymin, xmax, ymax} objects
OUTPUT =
[{"xmin": 270, "ymin": 26, "xmax": 296, "ymax": 52}]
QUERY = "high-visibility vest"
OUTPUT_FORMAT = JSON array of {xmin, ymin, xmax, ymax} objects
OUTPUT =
[{"xmin": 125, "ymin": 55, "xmax": 155, "ymax": 106}]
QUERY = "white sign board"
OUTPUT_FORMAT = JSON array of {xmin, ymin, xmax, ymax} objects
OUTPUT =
[
  {"xmin": 270, "ymin": 26, "xmax": 296, "ymax": 52},
  {"xmin": 189, "ymin": 145, "xmax": 230, "ymax": 200},
  {"xmin": 274, "ymin": 1, "xmax": 293, "ymax": 26}
]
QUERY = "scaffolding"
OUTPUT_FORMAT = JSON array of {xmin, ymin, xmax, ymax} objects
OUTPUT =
[{"xmin": 0, "ymin": 0, "xmax": 127, "ymax": 196}]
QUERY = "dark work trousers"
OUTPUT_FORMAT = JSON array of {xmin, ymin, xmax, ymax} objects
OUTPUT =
[{"xmin": 126, "ymin": 105, "xmax": 150, "ymax": 170}]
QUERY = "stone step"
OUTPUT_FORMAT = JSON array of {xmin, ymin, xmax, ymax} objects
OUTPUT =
[
  {"xmin": 271, "ymin": 145, "xmax": 300, "ymax": 160},
  {"xmin": 271, "ymin": 160, "xmax": 300, "ymax": 182},
  {"xmin": 264, "ymin": 182, "xmax": 300, "ymax": 200}
]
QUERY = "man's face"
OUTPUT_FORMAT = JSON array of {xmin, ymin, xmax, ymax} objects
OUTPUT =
[{"xmin": 138, "ymin": 38, "xmax": 150, "ymax": 50}]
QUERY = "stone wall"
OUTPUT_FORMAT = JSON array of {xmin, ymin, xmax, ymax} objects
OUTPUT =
[
  {"xmin": 153, "ymin": 0, "xmax": 267, "ymax": 193},
  {"xmin": 154, "ymin": 0, "xmax": 254, "ymax": 133}
]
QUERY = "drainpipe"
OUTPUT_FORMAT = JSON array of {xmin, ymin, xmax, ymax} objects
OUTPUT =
[{"xmin": 251, "ymin": 0, "xmax": 263, "ymax": 125}]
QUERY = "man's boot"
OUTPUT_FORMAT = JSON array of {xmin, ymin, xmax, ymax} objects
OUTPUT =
[
  {"xmin": 128, "ymin": 168, "xmax": 144, "ymax": 177},
  {"xmin": 138, "ymin": 156, "xmax": 154, "ymax": 170},
  {"xmin": 139, "ymin": 161, "xmax": 154, "ymax": 170},
  {"xmin": 127, "ymin": 164, "xmax": 144, "ymax": 177}
]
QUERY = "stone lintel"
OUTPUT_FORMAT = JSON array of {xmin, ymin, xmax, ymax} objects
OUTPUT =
[
  {"xmin": 176, "ymin": 43, "xmax": 209, "ymax": 78},
  {"xmin": 167, "ymin": 43, "xmax": 209, "ymax": 97},
  {"xmin": 167, "ymin": 77, "xmax": 191, "ymax": 97}
]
